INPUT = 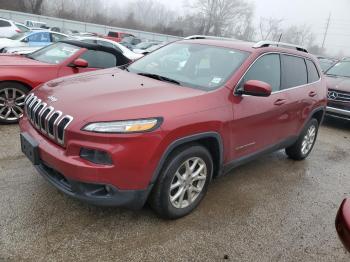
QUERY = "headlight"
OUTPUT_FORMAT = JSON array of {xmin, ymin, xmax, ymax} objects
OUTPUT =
[{"xmin": 82, "ymin": 118, "xmax": 161, "ymax": 133}]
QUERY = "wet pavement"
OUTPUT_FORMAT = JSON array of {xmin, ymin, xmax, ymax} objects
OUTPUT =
[{"xmin": 0, "ymin": 118, "xmax": 349, "ymax": 261}]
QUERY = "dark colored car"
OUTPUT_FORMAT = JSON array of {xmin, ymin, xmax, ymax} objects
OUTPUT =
[
  {"xmin": 0, "ymin": 40, "xmax": 130, "ymax": 123},
  {"xmin": 19, "ymin": 39, "xmax": 327, "ymax": 219},
  {"xmin": 317, "ymin": 56, "xmax": 338, "ymax": 72},
  {"xmin": 325, "ymin": 59, "xmax": 350, "ymax": 121},
  {"xmin": 336, "ymin": 199, "xmax": 350, "ymax": 252},
  {"xmin": 120, "ymin": 36, "xmax": 142, "ymax": 50}
]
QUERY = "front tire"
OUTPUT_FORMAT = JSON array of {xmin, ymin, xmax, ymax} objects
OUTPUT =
[
  {"xmin": 0, "ymin": 82, "xmax": 29, "ymax": 124},
  {"xmin": 149, "ymin": 144, "xmax": 213, "ymax": 219},
  {"xmin": 285, "ymin": 118, "xmax": 319, "ymax": 160}
]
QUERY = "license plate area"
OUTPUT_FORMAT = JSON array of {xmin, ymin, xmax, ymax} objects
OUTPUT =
[{"xmin": 20, "ymin": 132, "xmax": 40, "ymax": 165}]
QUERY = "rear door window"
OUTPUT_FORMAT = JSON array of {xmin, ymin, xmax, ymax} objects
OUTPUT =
[
  {"xmin": 0, "ymin": 20, "xmax": 11, "ymax": 27},
  {"xmin": 241, "ymin": 54, "xmax": 281, "ymax": 92},
  {"xmin": 281, "ymin": 55, "xmax": 308, "ymax": 89},
  {"xmin": 27, "ymin": 32, "xmax": 50, "ymax": 43},
  {"xmin": 306, "ymin": 60, "xmax": 320, "ymax": 83},
  {"xmin": 80, "ymin": 50, "xmax": 117, "ymax": 68}
]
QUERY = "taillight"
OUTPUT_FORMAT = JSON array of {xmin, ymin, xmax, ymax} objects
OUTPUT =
[{"xmin": 15, "ymin": 29, "xmax": 21, "ymax": 33}]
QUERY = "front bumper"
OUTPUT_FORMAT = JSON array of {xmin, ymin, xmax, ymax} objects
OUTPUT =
[
  {"xmin": 35, "ymin": 161, "xmax": 151, "ymax": 209},
  {"xmin": 326, "ymin": 106, "xmax": 350, "ymax": 121},
  {"xmin": 19, "ymin": 117, "xmax": 164, "ymax": 208}
]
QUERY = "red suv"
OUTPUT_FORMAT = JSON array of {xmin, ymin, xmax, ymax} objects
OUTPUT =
[{"xmin": 19, "ymin": 39, "xmax": 327, "ymax": 219}]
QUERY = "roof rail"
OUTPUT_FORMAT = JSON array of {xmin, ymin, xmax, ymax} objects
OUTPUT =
[
  {"xmin": 184, "ymin": 35, "xmax": 240, "ymax": 42},
  {"xmin": 253, "ymin": 41, "xmax": 308, "ymax": 53}
]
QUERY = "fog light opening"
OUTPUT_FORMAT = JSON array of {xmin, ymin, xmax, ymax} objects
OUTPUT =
[{"xmin": 80, "ymin": 148, "xmax": 113, "ymax": 165}]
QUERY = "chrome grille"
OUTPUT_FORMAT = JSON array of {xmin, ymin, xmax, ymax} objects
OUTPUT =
[
  {"xmin": 328, "ymin": 89, "xmax": 350, "ymax": 103},
  {"xmin": 24, "ymin": 94, "xmax": 73, "ymax": 146}
]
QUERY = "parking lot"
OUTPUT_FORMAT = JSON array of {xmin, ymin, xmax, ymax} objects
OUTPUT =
[{"xmin": 0, "ymin": 118, "xmax": 348, "ymax": 261}]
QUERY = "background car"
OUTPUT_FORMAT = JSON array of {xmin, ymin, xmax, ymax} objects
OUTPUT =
[
  {"xmin": 325, "ymin": 59, "xmax": 350, "ymax": 121},
  {"xmin": 133, "ymin": 41, "xmax": 161, "ymax": 54},
  {"xmin": 0, "ymin": 40, "xmax": 131, "ymax": 123},
  {"xmin": 104, "ymin": 31, "xmax": 135, "ymax": 42},
  {"xmin": 0, "ymin": 18, "xmax": 29, "ymax": 38},
  {"xmin": 317, "ymin": 56, "xmax": 338, "ymax": 72},
  {"xmin": 0, "ymin": 30, "xmax": 69, "ymax": 53},
  {"xmin": 25, "ymin": 20, "xmax": 47, "ymax": 28},
  {"xmin": 74, "ymin": 36, "xmax": 143, "ymax": 60},
  {"xmin": 120, "ymin": 36, "xmax": 142, "ymax": 50},
  {"xmin": 336, "ymin": 199, "xmax": 350, "ymax": 252}
]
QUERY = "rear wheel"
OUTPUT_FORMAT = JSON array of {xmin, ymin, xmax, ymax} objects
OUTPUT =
[
  {"xmin": 0, "ymin": 82, "xmax": 29, "ymax": 124},
  {"xmin": 149, "ymin": 144, "xmax": 213, "ymax": 219},
  {"xmin": 285, "ymin": 118, "xmax": 319, "ymax": 160}
]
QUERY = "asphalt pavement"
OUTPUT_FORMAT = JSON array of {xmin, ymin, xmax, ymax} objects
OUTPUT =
[{"xmin": 0, "ymin": 118, "xmax": 349, "ymax": 261}]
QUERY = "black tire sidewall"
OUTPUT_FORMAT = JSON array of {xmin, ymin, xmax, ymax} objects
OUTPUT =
[{"xmin": 157, "ymin": 145, "xmax": 213, "ymax": 219}]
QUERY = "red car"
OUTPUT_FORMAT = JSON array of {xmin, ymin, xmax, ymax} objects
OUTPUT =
[
  {"xmin": 0, "ymin": 40, "xmax": 130, "ymax": 123},
  {"xmin": 325, "ymin": 58, "xmax": 350, "ymax": 121},
  {"xmin": 336, "ymin": 199, "xmax": 350, "ymax": 252},
  {"xmin": 19, "ymin": 39, "xmax": 327, "ymax": 219},
  {"xmin": 104, "ymin": 31, "xmax": 135, "ymax": 43}
]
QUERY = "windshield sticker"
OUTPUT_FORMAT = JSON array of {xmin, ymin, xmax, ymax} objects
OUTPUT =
[{"xmin": 211, "ymin": 77, "xmax": 222, "ymax": 84}]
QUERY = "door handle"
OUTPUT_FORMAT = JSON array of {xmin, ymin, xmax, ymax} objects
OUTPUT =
[
  {"xmin": 309, "ymin": 91, "xmax": 317, "ymax": 97},
  {"xmin": 274, "ymin": 99, "xmax": 286, "ymax": 106}
]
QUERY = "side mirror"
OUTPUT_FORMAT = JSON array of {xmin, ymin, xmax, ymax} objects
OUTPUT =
[
  {"xmin": 22, "ymin": 38, "xmax": 28, "ymax": 43},
  {"xmin": 240, "ymin": 80, "xmax": 272, "ymax": 97},
  {"xmin": 72, "ymin": 58, "xmax": 88, "ymax": 68}
]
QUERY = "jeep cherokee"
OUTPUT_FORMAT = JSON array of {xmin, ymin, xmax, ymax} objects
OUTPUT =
[{"xmin": 19, "ymin": 39, "xmax": 327, "ymax": 219}]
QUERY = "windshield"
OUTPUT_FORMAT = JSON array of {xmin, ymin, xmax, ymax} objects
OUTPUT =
[
  {"xmin": 135, "ymin": 42, "xmax": 157, "ymax": 50},
  {"xmin": 318, "ymin": 58, "xmax": 336, "ymax": 72},
  {"xmin": 128, "ymin": 43, "xmax": 249, "ymax": 90},
  {"xmin": 9, "ymin": 33, "xmax": 26, "ymax": 40},
  {"xmin": 28, "ymin": 42, "xmax": 80, "ymax": 64},
  {"xmin": 326, "ymin": 61, "xmax": 350, "ymax": 78}
]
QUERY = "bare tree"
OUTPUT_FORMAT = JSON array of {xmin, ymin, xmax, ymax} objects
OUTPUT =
[
  {"xmin": 25, "ymin": 0, "xmax": 45, "ymax": 14},
  {"xmin": 259, "ymin": 17, "xmax": 283, "ymax": 41},
  {"xmin": 282, "ymin": 24, "xmax": 315, "ymax": 47},
  {"xmin": 191, "ymin": 0, "xmax": 254, "ymax": 37}
]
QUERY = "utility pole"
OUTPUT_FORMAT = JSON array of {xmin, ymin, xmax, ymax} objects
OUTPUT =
[{"xmin": 322, "ymin": 13, "xmax": 331, "ymax": 49}]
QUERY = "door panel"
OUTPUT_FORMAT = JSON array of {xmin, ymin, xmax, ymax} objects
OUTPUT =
[
  {"xmin": 231, "ymin": 92, "xmax": 289, "ymax": 159},
  {"xmin": 230, "ymin": 53, "xmax": 289, "ymax": 159}
]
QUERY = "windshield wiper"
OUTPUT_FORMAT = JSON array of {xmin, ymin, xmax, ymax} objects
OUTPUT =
[{"xmin": 137, "ymin": 73, "xmax": 181, "ymax": 86}]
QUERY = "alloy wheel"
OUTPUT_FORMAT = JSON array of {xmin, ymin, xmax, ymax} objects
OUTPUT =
[
  {"xmin": 169, "ymin": 157, "xmax": 207, "ymax": 209},
  {"xmin": 0, "ymin": 88, "xmax": 26, "ymax": 121},
  {"xmin": 301, "ymin": 125, "xmax": 316, "ymax": 155}
]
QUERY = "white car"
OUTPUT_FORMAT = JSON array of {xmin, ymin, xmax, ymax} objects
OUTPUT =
[
  {"xmin": 74, "ymin": 36, "xmax": 143, "ymax": 60},
  {"xmin": 0, "ymin": 30, "xmax": 68, "ymax": 52},
  {"xmin": 25, "ymin": 20, "xmax": 47, "ymax": 28},
  {"xmin": 0, "ymin": 18, "xmax": 30, "ymax": 38},
  {"xmin": 133, "ymin": 42, "xmax": 161, "ymax": 54}
]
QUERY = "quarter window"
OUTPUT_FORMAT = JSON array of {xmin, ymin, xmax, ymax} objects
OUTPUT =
[
  {"xmin": 281, "ymin": 55, "xmax": 308, "ymax": 89},
  {"xmin": 306, "ymin": 60, "xmax": 320, "ymax": 83},
  {"xmin": 80, "ymin": 50, "xmax": 117, "ymax": 68},
  {"xmin": 242, "ymin": 54, "xmax": 281, "ymax": 92},
  {"xmin": 51, "ymin": 33, "xmax": 67, "ymax": 42}
]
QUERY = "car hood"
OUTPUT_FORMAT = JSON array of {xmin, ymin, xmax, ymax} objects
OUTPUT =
[
  {"xmin": 0, "ymin": 54, "xmax": 48, "ymax": 66},
  {"xmin": 326, "ymin": 76, "xmax": 350, "ymax": 92},
  {"xmin": 34, "ymin": 68, "xmax": 214, "ymax": 124},
  {"xmin": 4, "ymin": 46, "xmax": 41, "ymax": 55}
]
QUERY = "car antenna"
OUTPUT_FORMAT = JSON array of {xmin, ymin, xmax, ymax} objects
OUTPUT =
[{"xmin": 277, "ymin": 33, "xmax": 283, "ymax": 47}]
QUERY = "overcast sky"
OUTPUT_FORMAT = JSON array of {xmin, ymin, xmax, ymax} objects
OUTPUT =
[{"xmin": 163, "ymin": 0, "xmax": 350, "ymax": 56}]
